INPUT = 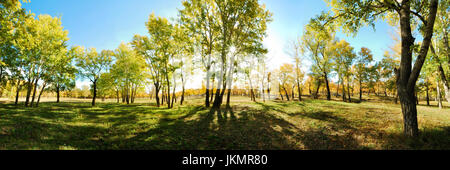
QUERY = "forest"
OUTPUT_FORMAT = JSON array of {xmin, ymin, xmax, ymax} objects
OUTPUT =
[{"xmin": 0, "ymin": 0, "xmax": 449, "ymax": 150}]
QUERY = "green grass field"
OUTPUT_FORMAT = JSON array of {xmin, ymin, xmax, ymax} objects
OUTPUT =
[{"xmin": 0, "ymin": 96, "xmax": 448, "ymax": 150}]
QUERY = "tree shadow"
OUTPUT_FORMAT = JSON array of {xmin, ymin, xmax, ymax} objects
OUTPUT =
[
  {"xmin": 0, "ymin": 111, "xmax": 109, "ymax": 150},
  {"xmin": 417, "ymin": 104, "xmax": 450, "ymax": 109},
  {"xmin": 1, "ymin": 101, "xmax": 447, "ymax": 150},
  {"xmin": 382, "ymin": 126, "xmax": 450, "ymax": 150},
  {"xmin": 254, "ymin": 102, "xmax": 287, "ymax": 114},
  {"xmin": 110, "ymin": 105, "xmax": 300, "ymax": 150}
]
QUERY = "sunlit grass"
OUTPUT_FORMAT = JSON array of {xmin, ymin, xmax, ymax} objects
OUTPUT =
[{"xmin": 0, "ymin": 95, "xmax": 448, "ymax": 150}]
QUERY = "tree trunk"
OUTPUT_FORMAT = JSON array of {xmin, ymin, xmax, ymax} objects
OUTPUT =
[
  {"xmin": 171, "ymin": 84, "xmax": 176, "ymax": 108},
  {"xmin": 324, "ymin": 73, "xmax": 331, "ymax": 100},
  {"xmin": 384, "ymin": 86, "xmax": 388, "ymax": 97},
  {"xmin": 116, "ymin": 89, "xmax": 120, "ymax": 103},
  {"xmin": 426, "ymin": 81, "xmax": 430, "ymax": 106},
  {"xmin": 166, "ymin": 73, "xmax": 171, "ymax": 108},
  {"xmin": 297, "ymin": 82, "xmax": 302, "ymax": 101},
  {"xmin": 15, "ymin": 79, "xmax": 21, "ymax": 105},
  {"xmin": 398, "ymin": 90, "xmax": 419, "ymax": 137},
  {"xmin": 279, "ymin": 84, "xmax": 284, "ymax": 100},
  {"xmin": 342, "ymin": 77, "xmax": 346, "ymax": 102},
  {"xmin": 291, "ymin": 84, "xmax": 296, "ymax": 100},
  {"xmin": 30, "ymin": 77, "xmax": 39, "ymax": 107},
  {"xmin": 283, "ymin": 87, "xmax": 290, "ymax": 101},
  {"xmin": 36, "ymin": 82, "xmax": 47, "ymax": 107},
  {"xmin": 347, "ymin": 77, "xmax": 351, "ymax": 102},
  {"xmin": 395, "ymin": 91, "xmax": 398, "ymax": 104},
  {"xmin": 395, "ymin": 0, "xmax": 438, "ymax": 138},
  {"xmin": 25, "ymin": 78, "xmax": 32, "ymax": 107},
  {"xmin": 155, "ymin": 83, "xmax": 160, "ymax": 107},
  {"xmin": 126, "ymin": 84, "xmax": 130, "ymax": 105},
  {"xmin": 314, "ymin": 79, "xmax": 322, "ymax": 99},
  {"xmin": 430, "ymin": 44, "xmax": 450, "ymax": 102},
  {"xmin": 226, "ymin": 89, "xmax": 231, "ymax": 106},
  {"xmin": 122, "ymin": 89, "xmax": 125, "ymax": 103},
  {"xmin": 92, "ymin": 81, "xmax": 97, "ymax": 106},
  {"xmin": 308, "ymin": 82, "xmax": 312, "ymax": 96},
  {"xmin": 161, "ymin": 87, "xmax": 165, "ymax": 106},
  {"xmin": 336, "ymin": 76, "xmax": 340, "ymax": 97},
  {"xmin": 359, "ymin": 78, "xmax": 362, "ymax": 101},
  {"xmin": 267, "ymin": 74, "xmax": 271, "ymax": 100},
  {"xmin": 437, "ymin": 79, "xmax": 443, "ymax": 109},
  {"xmin": 181, "ymin": 86, "xmax": 185, "ymax": 106},
  {"xmin": 56, "ymin": 84, "xmax": 60, "ymax": 103}
]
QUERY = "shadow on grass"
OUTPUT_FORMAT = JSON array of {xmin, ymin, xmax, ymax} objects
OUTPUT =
[
  {"xmin": 112, "ymin": 105, "xmax": 300, "ymax": 150},
  {"xmin": 0, "ymin": 101, "xmax": 448, "ymax": 150},
  {"xmin": 382, "ymin": 126, "xmax": 450, "ymax": 150},
  {"xmin": 417, "ymin": 104, "xmax": 450, "ymax": 109}
]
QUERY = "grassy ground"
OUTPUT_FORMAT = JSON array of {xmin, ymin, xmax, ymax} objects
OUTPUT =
[{"xmin": 0, "ymin": 96, "xmax": 448, "ymax": 150}]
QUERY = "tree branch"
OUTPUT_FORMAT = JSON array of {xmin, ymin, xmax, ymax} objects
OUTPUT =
[{"xmin": 407, "ymin": 0, "xmax": 439, "ymax": 90}]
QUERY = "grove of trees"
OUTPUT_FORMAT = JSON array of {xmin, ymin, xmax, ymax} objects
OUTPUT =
[{"xmin": 1, "ymin": 0, "xmax": 449, "ymax": 139}]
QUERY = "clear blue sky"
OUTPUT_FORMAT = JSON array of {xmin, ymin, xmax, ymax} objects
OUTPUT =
[{"xmin": 23, "ymin": 0, "xmax": 396, "ymax": 88}]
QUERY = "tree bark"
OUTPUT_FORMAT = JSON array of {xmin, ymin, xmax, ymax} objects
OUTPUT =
[
  {"xmin": 226, "ymin": 89, "xmax": 232, "ymax": 106},
  {"xmin": 92, "ymin": 80, "xmax": 97, "ymax": 106},
  {"xmin": 154, "ymin": 83, "xmax": 160, "ymax": 107},
  {"xmin": 336, "ymin": 76, "xmax": 340, "ymax": 98},
  {"xmin": 430, "ymin": 44, "xmax": 450, "ymax": 102},
  {"xmin": 15, "ymin": 79, "xmax": 21, "ymax": 105},
  {"xmin": 180, "ymin": 87, "xmax": 185, "ymax": 106},
  {"xmin": 426, "ymin": 80, "xmax": 430, "ymax": 106},
  {"xmin": 30, "ymin": 77, "xmax": 39, "ymax": 107},
  {"xmin": 25, "ymin": 77, "xmax": 32, "ymax": 107},
  {"xmin": 347, "ymin": 76, "xmax": 351, "ymax": 102},
  {"xmin": 314, "ymin": 79, "xmax": 322, "ymax": 99},
  {"xmin": 437, "ymin": 79, "xmax": 443, "ymax": 109},
  {"xmin": 56, "ymin": 84, "xmax": 60, "ymax": 103},
  {"xmin": 324, "ymin": 73, "xmax": 331, "ymax": 100},
  {"xmin": 279, "ymin": 83, "xmax": 284, "ymax": 100},
  {"xmin": 116, "ymin": 89, "xmax": 120, "ymax": 103},
  {"xmin": 359, "ymin": 78, "xmax": 363, "ymax": 101},
  {"xmin": 395, "ymin": 0, "xmax": 438, "ymax": 138},
  {"xmin": 36, "ymin": 82, "xmax": 47, "ymax": 107},
  {"xmin": 283, "ymin": 87, "xmax": 290, "ymax": 101},
  {"xmin": 342, "ymin": 77, "xmax": 346, "ymax": 102},
  {"xmin": 297, "ymin": 81, "xmax": 302, "ymax": 101}
]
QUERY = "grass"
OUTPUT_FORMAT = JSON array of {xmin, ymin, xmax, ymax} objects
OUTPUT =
[{"xmin": 0, "ymin": 96, "xmax": 448, "ymax": 150}]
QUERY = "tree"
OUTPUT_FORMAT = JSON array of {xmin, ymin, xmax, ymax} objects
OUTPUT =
[
  {"xmin": 428, "ymin": 0, "xmax": 449, "ymax": 103},
  {"xmin": 356, "ymin": 47, "xmax": 374, "ymax": 101},
  {"xmin": 13, "ymin": 14, "xmax": 69, "ymax": 107},
  {"xmin": 322, "ymin": 0, "xmax": 440, "ymax": 137},
  {"xmin": 301, "ymin": 19, "xmax": 334, "ymax": 100},
  {"xmin": 0, "ymin": 0, "xmax": 27, "ymax": 94},
  {"xmin": 179, "ymin": 0, "xmax": 220, "ymax": 108},
  {"xmin": 144, "ymin": 13, "xmax": 180, "ymax": 109},
  {"xmin": 74, "ymin": 47, "xmax": 113, "ymax": 106},
  {"xmin": 211, "ymin": 0, "xmax": 271, "ymax": 109},
  {"xmin": 332, "ymin": 39, "xmax": 356, "ymax": 102},
  {"xmin": 277, "ymin": 64, "xmax": 296, "ymax": 101},
  {"xmin": 132, "ymin": 35, "xmax": 164, "ymax": 107},
  {"xmin": 1, "ymin": 1, "xmax": 29, "ymax": 105},
  {"xmin": 51, "ymin": 49, "xmax": 76, "ymax": 103},
  {"xmin": 380, "ymin": 51, "xmax": 400, "ymax": 98},
  {"xmin": 111, "ymin": 43, "xmax": 147, "ymax": 104},
  {"xmin": 288, "ymin": 39, "xmax": 305, "ymax": 101}
]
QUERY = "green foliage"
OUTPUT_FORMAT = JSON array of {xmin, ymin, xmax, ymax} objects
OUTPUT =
[
  {"xmin": 356, "ymin": 47, "xmax": 374, "ymax": 83},
  {"xmin": 301, "ymin": 18, "xmax": 334, "ymax": 80},
  {"xmin": 74, "ymin": 47, "xmax": 113, "ymax": 83}
]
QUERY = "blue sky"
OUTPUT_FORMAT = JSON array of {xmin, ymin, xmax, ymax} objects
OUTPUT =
[{"xmin": 23, "ymin": 0, "xmax": 396, "ymax": 88}]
